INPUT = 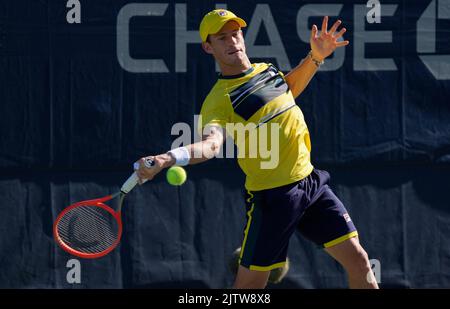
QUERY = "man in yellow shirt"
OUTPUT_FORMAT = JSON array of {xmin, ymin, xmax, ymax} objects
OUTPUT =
[{"xmin": 136, "ymin": 9, "xmax": 379, "ymax": 289}]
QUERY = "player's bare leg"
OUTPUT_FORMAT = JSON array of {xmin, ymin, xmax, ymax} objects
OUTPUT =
[
  {"xmin": 325, "ymin": 237, "xmax": 379, "ymax": 289},
  {"xmin": 232, "ymin": 266, "xmax": 270, "ymax": 289}
]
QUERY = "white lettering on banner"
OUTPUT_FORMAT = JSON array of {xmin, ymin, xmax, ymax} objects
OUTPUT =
[
  {"xmin": 115, "ymin": 2, "xmax": 450, "ymax": 79},
  {"xmin": 296, "ymin": 4, "xmax": 345, "ymax": 71},
  {"xmin": 175, "ymin": 3, "xmax": 200, "ymax": 73},
  {"xmin": 417, "ymin": 0, "xmax": 450, "ymax": 80},
  {"xmin": 244, "ymin": 4, "xmax": 291, "ymax": 71},
  {"xmin": 117, "ymin": 3, "xmax": 169, "ymax": 73},
  {"xmin": 354, "ymin": 4, "xmax": 398, "ymax": 71}
]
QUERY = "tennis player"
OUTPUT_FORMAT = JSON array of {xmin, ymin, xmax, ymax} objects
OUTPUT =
[{"xmin": 136, "ymin": 9, "xmax": 379, "ymax": 289}]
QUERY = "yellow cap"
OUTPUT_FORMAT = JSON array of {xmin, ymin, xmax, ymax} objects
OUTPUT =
[{"xmin": 199, "ymin": 9, "xmax": 247, "ymax": 42}]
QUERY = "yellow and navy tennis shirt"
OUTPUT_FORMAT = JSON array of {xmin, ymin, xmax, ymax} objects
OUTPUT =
[{"xmin": 198, "ymin": 63, "xmax": 314, "ymax": 191}]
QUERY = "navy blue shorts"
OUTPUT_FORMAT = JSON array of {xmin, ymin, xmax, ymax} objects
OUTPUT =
[{"xmin": 239, "ymin": 169, "xmax": 358, "ymax": 271}]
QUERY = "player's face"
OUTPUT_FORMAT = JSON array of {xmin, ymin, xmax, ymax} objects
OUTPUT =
[{"xmin": 203, "ymin": 21, "xmax": 248, "ymax": 68}]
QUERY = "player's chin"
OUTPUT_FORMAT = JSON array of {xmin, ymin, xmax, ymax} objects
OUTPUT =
[{"xmin": 226, "ymin": 54, "xmax": 246, "ymax": 65}]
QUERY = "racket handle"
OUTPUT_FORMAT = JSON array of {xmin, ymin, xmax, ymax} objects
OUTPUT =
[
  {"xmin": 121, "ymin": 172, "xmax": 140, "ymax": 194},
  {"xmin": 121, "ymin": 158, "xmax": 154, "ymax": 194}
]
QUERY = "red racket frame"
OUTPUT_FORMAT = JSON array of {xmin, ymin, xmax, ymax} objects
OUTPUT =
[{"xmin": 53, "ymin": 194, "xmax": 123, "ymax": 259}]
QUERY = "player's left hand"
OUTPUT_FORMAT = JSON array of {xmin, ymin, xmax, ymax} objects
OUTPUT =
[{"xmin": 310, "ymin": 16, "xmax": 349, "ymax": 61}]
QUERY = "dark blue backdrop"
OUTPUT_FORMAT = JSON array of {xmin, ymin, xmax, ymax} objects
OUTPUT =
[{"xmin": 0, "ymin": 0, "xmax": 449, "ymax": 288}]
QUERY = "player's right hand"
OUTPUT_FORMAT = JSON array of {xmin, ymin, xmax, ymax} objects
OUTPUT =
[{"xmin": 135, "ymin": 154, "xmax": 174, "ymax": 184}]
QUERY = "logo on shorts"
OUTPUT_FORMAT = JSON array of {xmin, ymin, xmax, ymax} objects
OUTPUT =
[
  {"xmin": 343, "ymin": 213, "xmax": 352, "ymax": 222},
  {"xmin": 218, "ymin": 10, "xmax": 227, "ymax": 16}
]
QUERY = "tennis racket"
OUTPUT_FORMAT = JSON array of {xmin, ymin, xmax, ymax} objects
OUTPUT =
[{"xmin": 53, "ymin": 158, "xmax": 154, "ymax": 259}]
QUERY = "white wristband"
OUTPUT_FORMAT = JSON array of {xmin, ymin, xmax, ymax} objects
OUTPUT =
[{"xmin": 168, "ymin": 147, "xmax": 190, "ymax": 166}]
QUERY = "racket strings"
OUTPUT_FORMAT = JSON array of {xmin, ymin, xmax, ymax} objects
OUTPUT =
[{"xmin": 56, "ymin": 205, "xmax": 120, "ymax": 254}]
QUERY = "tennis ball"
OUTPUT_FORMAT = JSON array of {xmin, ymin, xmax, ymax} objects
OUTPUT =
[{"xmin": 166, "ymin": 166, "xmax": 187, "ymax": 186}]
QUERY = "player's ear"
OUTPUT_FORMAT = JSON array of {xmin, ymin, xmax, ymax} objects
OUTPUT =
[{"xmin": 202, "ymin": 41, "xmax": 214, "ymax": 55}]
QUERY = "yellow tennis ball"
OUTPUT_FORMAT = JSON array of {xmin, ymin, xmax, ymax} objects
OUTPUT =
[{"xmin": 166, "ymin": 166, "xmax": 187, "ymax": 186}]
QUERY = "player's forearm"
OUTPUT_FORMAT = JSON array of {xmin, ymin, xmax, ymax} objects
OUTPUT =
[
  {"xmin": 184, "ymin": 138, "xmax": 221, "ymax": 165},
  {"xmin": 285, "ymin": 55, "xmax": 320, "ymax": 99},
  {"xmin": 155, "ymin": 138, "xmax": 220, "ymax": 168},
  {"xmin": 151, "ymin": 126, "xmax": 223, "ymax": 171},
  {"xmin": 137, "ymin": 135, "xmax": 220, "ymax": 182}
]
